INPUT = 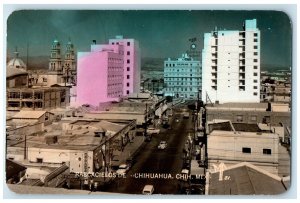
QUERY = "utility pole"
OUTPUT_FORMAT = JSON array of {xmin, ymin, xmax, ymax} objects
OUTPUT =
[
  {"xmin": 24, "ymin": 134, "xmax": 27, "ymax": 160},
  {"xmin": 144, "ymin": 103, "xmax": 148, "ymax": 139}
]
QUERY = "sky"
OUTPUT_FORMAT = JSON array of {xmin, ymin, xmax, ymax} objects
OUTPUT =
[{"xmin": 6, "ymin": 10, "xmax": 292, "ymax": 68}]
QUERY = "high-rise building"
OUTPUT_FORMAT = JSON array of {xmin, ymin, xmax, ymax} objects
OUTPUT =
[
  {"xmin": 76, "ymin": 36, "xmax": 141, "ymax": 107},
  {"xmin": 76, "ymin": 43, "xmax": 124, "ymax": 106},
  {"xmin": 164, "ymin": 53, "xmax": 202, "ymax": 99},
  {"xmin": 201, "ymin": 19, "xmax": 260, "ymax": 104},
  {"xmin": 109, "ymin": 36, "xmax": 141, "ymax": 95}
]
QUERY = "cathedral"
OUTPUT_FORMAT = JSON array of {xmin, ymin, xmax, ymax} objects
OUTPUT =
[{"xmin": 48, "ymin": 38, "xmax": 77, "ymax": 85}]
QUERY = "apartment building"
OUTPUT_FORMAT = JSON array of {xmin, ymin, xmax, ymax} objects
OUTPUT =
[
  {"xmin": 202, "ymin": 19, "xmax": 260, "ymax": 103},
  {"xmin": 109, "ymin": 36, "xmax": 141, "ymax": 95},
  {"xmin": 164, "ymin": 53, "xmax": 201, "ymax": 99}
]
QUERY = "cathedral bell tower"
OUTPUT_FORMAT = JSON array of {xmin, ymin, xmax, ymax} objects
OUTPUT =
[
  {"xmin": 63, "ymin": 38, "xmax": 77, "ymax": 84},
  {"xmin": 49, "ymin": 39, "xmax": 63, "ymax": 72}
]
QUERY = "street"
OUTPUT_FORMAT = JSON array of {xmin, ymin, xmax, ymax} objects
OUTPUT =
[{"xmin": 103, "ymin": 105, "xmax": 193, "ymax": 194}]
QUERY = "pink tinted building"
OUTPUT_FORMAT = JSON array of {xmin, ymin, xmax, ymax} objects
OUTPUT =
[
  {"xmin": 76, "ymin": 44, "xmax": 124, "ymax": 106},
  {"xmin": 109, "ymin": 36, "xmax": 141, "ymax": 95},
  {"xmin": 76, "ymin": 36, "xmax": 141, "ymax": 107}
]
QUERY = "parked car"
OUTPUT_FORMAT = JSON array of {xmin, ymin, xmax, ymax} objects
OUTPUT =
[
  {"xmin": 115, "ymin": 164, "xmax": 130, "ymax": 175},
  {"xmin": 183, "ymin": 113, "xmax": 189, "ymax": 118},
  {"xmin": 142, "ymin": 185, "xmax": 154, "ymax": 195},
  {"xmin": 158, "ymin": 141, "xmax": 167, "ymax": 149},
  {"xmin": 147, "ymin": 127, "xmax": 160, "ymax": 135}
]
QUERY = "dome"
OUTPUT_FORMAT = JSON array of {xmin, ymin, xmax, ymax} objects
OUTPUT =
[
  {"xmin": 7, "ymin": 57, "xmax": 27, "ymax": 70},
  {"xmin": 6, "ymin": 66, "xmax": 27, "ymax": 78}
]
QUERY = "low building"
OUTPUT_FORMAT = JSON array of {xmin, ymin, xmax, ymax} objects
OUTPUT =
[
  {"xmin": 7, "ymin": 87, "xmax": 70, "ymax": 111},
  {"xmin": 11, "ymin": 110, "xmax": 54, "ymax": 126},
  {"xmin": 205, "ymin": 102, "xmax": 291, "ymax": 127},
  {"xmin": 7, "ymin": 119, "xmax": 137, "ymax": 173},
  {"xmin": 207, "ymin": 120, "xmax": 280, "ymax": 174},
  {"xmin": 6, "ymin": 159, "xmax": 27, "ymax": 184},
  {"xmin": 206, "ymin": 162, "xmax": 290, "ymax": 195}
]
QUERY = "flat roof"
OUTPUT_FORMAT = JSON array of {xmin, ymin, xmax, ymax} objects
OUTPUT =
[
  {"xmin": 12, "ymin": 110, "xmax": 47, "ymax": 119},
  {"xmin": 206, "ymin": 102, "xmax": 268, "ymax": 111}
]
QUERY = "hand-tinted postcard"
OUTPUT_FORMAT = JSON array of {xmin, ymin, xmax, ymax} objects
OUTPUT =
[{"xmin": 5, "ymin": 9, "xmax": 292, "ymax": 195}]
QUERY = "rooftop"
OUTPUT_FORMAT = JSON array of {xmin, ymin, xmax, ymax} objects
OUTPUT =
[
  {"xmin": 208, "ymin": 162, "xmax": 289, "ymax": 195},
  {"xmin": 6, "ymin": 66, "xmax": 28, "ymax": 78},
  {"xmin": 207, "ymin": 102, "xmax": 268, "ymax": 111},
  {"xmin": 12, "ymin": 110, "xmax": 48, "ymax": 119}
]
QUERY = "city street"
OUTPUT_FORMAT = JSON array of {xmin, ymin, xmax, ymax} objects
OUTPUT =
[{"xmin": 103, "ymin": 105, "xmax": 193, "ymax": 194}]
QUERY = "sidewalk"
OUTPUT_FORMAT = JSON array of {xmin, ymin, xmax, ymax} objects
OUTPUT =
[{"xmin": 114, "ymin": 135, "xmax": 145, "ymax": 165}]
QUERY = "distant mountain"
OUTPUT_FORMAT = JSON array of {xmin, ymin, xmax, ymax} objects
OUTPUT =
[
  {"xmin": 141, "ymin": 57, "xmax": 165, "ymax": 71},
  {"xmin": 16, "ymin": 56, "xmax": 49, "ymax": 70},
  {"xmin": 14, "ymin": 55, "xmax": 290, "ymax": 73},
  {"xmin": 261, "ymin": 64, "xmax": 291, "ymax": 72}
]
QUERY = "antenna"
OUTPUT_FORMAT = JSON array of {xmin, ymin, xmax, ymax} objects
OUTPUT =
[{"xmin": 26, "ymin": 42, "xmax": 29, "ymax": 70}]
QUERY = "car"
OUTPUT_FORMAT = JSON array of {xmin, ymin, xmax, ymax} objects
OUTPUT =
[
  {"xmin": 158, "ymin": 141, "xmax": 167, "ymax": 149},
  {"xmin": 142, "ymin": 185, "xmax": 154, "ymax": 195},
  {"xmin": 175, "ymin": 117, "xmax": 180, "ymax": 122},
  {"xmin": 115, "ymin": 164, "xmax": 130, "ymax": 175},
  {"xmin": 183, "ymin": 113, "xmax": 189, "ymax": 118},
  {"xmin": 180, "ymin": 169, "xmax": 190, "ymax": 181},
  {"xmin": 147, "ymin": 127, "xmax": 160, "ymax": 135}
]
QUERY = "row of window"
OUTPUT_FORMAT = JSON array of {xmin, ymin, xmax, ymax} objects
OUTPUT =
[
  {"xmin": 165, "ymin": 68, "xmax": 200, "ymax": 72},
  {"xmin": 111, "ymin": 41, "xmax": 131, "ymax": 46},
  {"xmin": 165, "ymin": 78, "xmax": 201, "ymax": 81},
  {"xmin": 166, "ymin": 87, "xmax": 198, "ymax": 92},
  {"xmin": 166, "ymin": 82, "xmax": 201, "ymax": 86},
  {"xmin": 242, "ymin": 147, "xmax": 271, "ymax": 155},
  {"xmin": 108, "ymin": 57, "xmax": 123, "ymax": 62},
  {"xmin": 165, "ymin": 87, "xmax": 198, "ymax": 92},
  {"xmin": 165, "ymin": 63, "xmax": 200, "ymax": 67}
]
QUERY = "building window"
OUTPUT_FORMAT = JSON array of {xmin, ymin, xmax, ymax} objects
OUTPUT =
[
  {"xmin": 254, "ymin": 79, "xmax": 257, "ymax": 83},
  {"xmin": 254, "ymin": 52, "xmax": 258, "ymax": 56},
  {"xmin": 254, "ymin": 72, "xmax": 258, "ymax": 76},
  {"xmin": 127, "ymin": 83, "xmax": 130, "ymax": 87},
  {"xmin": 127, "ymin": 42, "xmax": 130, "ymax": 46},
  {"xmin": 236, "ymin": 115, "xmax": 243, "ymax": 122},
  {"xmin": 254, "ymin": 46, "xmax": 258, "ymax": 49},
  {"xmin": 253, "ymin": 86, "xmax": 258, "ymax": 89},
  {"xmin": 112, "ymin": 42, "xmax": 115, "ymax": 45},
  {"xmin": 127, "ymin": 75, "xmax": 130, "ymax": 79},
  {"xmin": 254, "ymin": 33, "xmax": 258, "ymax": 37},
  {"xmin": 254, "ymin": 66, "xmax": 258, "ymax": 69},
  {"xmin": 36, "ymin": 158, "xmax": 43, "ymax": 163},
  {"xmin": 254, "ymin": 92, "xmax": 258, "ymax": 96},
  {"xmin": 242, "ymin": 147, "xmax": 251, "ymax": 153},
  {"xmin": 254, "ymin": 59, "xmax": 258, "ymax": 62},
  {"xmin": 127, "ymin": 59, "xmax": 130, "ymax": 64},
  {"xmin": 127, "ymin": 67, "xmax": 130, "ymax": 71},
  {"xmin": 263, "ymin": 149, "xmax": 272, "ymax": 155},
  {"xmin": 254, "ymin": 38, "xmax": 258, "ymax": 42},
  {"xmin": 250, "ymin": 115, "xmax": 257, "ymax": 122},
  {"xmin": 127, "ymin": 51, "xmax": 130, "ymax": 56}
]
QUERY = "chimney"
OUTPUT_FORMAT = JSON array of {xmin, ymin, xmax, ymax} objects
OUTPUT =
[{"xmin": 92, "ymin": 40, "xmax": 96, "ymax": 45}]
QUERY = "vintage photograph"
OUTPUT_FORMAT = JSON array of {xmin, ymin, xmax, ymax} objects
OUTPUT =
[{"xmin": 5, "ymin": 9, "xmax": 292, "ymax": 195}]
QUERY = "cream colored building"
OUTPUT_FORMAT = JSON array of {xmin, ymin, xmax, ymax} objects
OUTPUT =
[{"xmin": 207, "ymin": 120, "xmax": 279, "ymax": 175}]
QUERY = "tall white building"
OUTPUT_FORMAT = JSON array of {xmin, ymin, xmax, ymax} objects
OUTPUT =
[
  {"xmin": 164, "ymin": 54, "xmax": 201, "ymax": 99},
  {"xmin": 202, "ymin": 19, "xmax": 260, "ymax": 104},
  {"xmin": 109, "ymin": 36, "xmax": 141, "ymax": 95}
]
